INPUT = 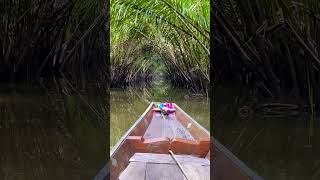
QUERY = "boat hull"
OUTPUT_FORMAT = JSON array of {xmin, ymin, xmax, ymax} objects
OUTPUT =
[{"xmin": 102, "ymin": 102, "xmax": 262, "ymax": 180}]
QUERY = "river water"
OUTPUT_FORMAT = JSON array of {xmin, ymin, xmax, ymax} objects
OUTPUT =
[
  {"xmin": 0, "ymin": 81, "xmax": 208, "ymax": 179},
  {"xmin": 214, "ymin": 83, "xmax": 320, "ymax": 180},
  {"xmin": 3, "ymin": 80, "xmax": 317, "ymax": 180},
  {"xmin": 0, "ymin": 83, "xmax": 106, "ymax": 180}
]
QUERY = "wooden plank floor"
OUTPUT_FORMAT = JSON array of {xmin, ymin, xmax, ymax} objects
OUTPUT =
[
  {"xmin": 143, "ymin": 113, "xmax": 194, "ymax": 140},
  {"xmin": 130, "ymin": 153, "xmax": 210, "ymax": 165},
  {"xmin": 118, "ymin": 153, "xmax": 210, "ymax": 180}
]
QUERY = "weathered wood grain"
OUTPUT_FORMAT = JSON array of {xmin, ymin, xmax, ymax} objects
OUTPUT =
[
  {"xmin": 130, "ymin": 153, "xmax": 210, "ymax": 166},
  {"xmin": 174, "ymin": 104, "xmax": 209, "ymax": 140},
  {"xmin": 143, "ymin": 113, "xmax": 164, "ymax": 139},
  {"xmin": 143, "ymin": 112, "xmax": 194, "ymax": 140},
  {"xmin": 118, "ymin": 162, "xmax": 146, "ymax": 180},
  {"xmin": 168, "ymin": 115, "xmax": 194, "ymax": 140},
  {"xmin": 110, "ymin": 140, "xmax": 135, "ymax": 180},
  {"xmin": 182, "ymin": 164, "xmax": 210, "ymax": 180},
  {"xmin": 145, "ymin": 163, "xmax": 184, "ymax": 180}
]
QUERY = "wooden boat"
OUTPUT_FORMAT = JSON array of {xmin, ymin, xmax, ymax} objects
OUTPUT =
[{"xmin": 95, "ymin": 102, "xmax": 263, "ymax": 180}]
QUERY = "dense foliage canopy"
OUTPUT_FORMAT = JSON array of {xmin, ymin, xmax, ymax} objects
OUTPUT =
[
  {"xmin": 214, "ymin": 0, "xmax": 320, "ymax": 107},
  {"xmin": 111, "ymin": 0, "xmax": 210, "ymax": 92}
]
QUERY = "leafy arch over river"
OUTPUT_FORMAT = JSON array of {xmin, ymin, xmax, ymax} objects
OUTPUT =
[{"xmin": 111, "ymin": 0, "xmax": 210, "ymax": 93}]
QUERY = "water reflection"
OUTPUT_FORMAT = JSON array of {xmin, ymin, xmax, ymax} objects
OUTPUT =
[
  {"xmin": 110, "ymin": 81, "xmax": 210, "ymax": 148},
  {"xmin": 214, "ymin": 83, "xmax": 320, "ymax": 180},
  {"xmin": 0, "ymin": 83, "xmax": 106, "ymax": 180}
]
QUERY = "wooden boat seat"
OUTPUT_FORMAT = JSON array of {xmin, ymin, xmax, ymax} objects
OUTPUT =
[
  {"xmin": 130, "ymin": 112, "xmax": 210, "ymax": 156},
  {"xmin": 143, "ymin": 112, "xmax": 194, "ymax": 140},
  {"xmin": 118, "ymin": 153, "xmax": 210, "ymax": 180},
  {"xmin": 126, "ymin": 136, "xmax": 209, "ymax": 157}
]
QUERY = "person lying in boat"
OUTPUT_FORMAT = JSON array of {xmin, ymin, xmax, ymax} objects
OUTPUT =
[{"xmin": 154, "ymin": 102, "xmax": 176, "ymax": 115}]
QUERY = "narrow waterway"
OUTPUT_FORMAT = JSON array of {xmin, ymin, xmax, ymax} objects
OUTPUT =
[
  {"xmin": 5, "ymin": 80, "xmax": 317, "ymax": 179},
  {"xmin": 110, "ymin": 80, "xmax": 210, "ymax": 148}
]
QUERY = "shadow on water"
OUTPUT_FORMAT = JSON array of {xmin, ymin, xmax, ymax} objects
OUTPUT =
[
  {"xmin": 110, "ymin": 80, "xmax": 210, "ymax": 148},
  {"xmin": 214, "ymin": 83, "xmax": 320, "ymax": 180},
  {"xmin": 0, "ymin": 82, "xmax": 106, "ymax": 180}
]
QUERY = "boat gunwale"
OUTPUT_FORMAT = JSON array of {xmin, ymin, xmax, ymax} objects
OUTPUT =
[
  {"xmin": 110, "ymin": 102, "xmax": 154, "ymax": 156},
  {"xmin": 174, "ymin": 103, "xmax": 262, "ymax": 179},
  {"xmin": 173, "ymin": 103, "xmax": 210, "ymax": 136},
  {"xmin": 213, "ymin": 139, "xmax": 263, "ymax": 180}
]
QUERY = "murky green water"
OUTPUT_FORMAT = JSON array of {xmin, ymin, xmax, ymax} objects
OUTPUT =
[
  {"xmin": 214, "ymin": 83, "xmax": 320, "ymax": 180},
  {"xmin": 110, "ymin": 81, "xmax": 210, "ymax": 148},
  {"xmin": 0, "ymin": 83, "xmax": 106, "ymax": 180}
]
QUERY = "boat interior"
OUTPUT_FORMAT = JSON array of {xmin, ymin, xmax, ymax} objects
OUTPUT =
[
  {"xmin": 109, "ymin": 103, "xmax": 210, "ymax": 180},
  {"xmin": 103, "ymin": 102, "xmax": 263, "ymax": 180}
]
